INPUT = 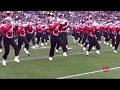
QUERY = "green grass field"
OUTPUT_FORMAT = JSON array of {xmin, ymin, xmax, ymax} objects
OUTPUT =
[{"xmin": 0, "ymin": 36, "xmax": 120, "ymax": 79}]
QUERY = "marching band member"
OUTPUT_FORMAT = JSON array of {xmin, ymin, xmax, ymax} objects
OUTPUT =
[
  {"xmin": 1, "ymin": 17, "xmax": 19, "ymax": 66},
  {"xmin": 25, "ymin": 22, "xmax": 36, "ymax": 49},
  {"xmin": 35, "ymin": 23, "xmax": 42, "ymax": 47},
  {"xmin": 16, "ymin": 22, "xmax": 30, "ymax": 56},
  {"xmin": 55, "ymin": 18, "xmax": 69, "ymax": 53},
  {"xmin": 48, "ymin": 18, "xmax": 67, "ymax": 61},
  {"xmin": 41, "ymin": 24, "xmax": 49, "ymax": 46},
  {"xmin": 0, "ymin": 21, "xmax": 3, "ymax": 52},
  {"xmin": 113, "ymin": 23, "xmax": 120, "ymax": 53},
  {"xmin": 86, "ymin": 22, "xmax": 101, "ymax": 56}
]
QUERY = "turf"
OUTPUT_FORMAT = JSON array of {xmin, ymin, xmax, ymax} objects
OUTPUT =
[{"xmin": 0, "ymin": 36, "xmax": 120, "ymax": 79}]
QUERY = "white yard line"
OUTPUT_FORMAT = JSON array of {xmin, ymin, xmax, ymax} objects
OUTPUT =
[{"xmin": 56, "ymin": 67, "xmax": 120, "ymax": 79}]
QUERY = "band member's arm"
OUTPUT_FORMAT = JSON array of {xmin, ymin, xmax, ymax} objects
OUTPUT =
[
  {"xmin": 1, "ymin": 25, "xmax": 12, "ymax": 32},
  {"xmin": 63, "ymin": 24, "xmax": 69, "ymax": 30},
  {"xmin": 49, "ymin": 24, "xmax": 58, "ymax": 31}
]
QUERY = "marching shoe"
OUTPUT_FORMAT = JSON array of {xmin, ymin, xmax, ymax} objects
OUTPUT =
[
  {"xmin": 104, "ymin": 41, "xmax": 106, "ymax": 45},
  {"xmin": 36, "ymin": 44, "xmax": 38, "ymax": 48},
  {"xmin": 48, "ymin": 40, "xmax": 50, "ymax": 42},
  {"xmin": 55, "ymin": 49, "xmax": 58, "ymax": 54},
  {"xmin": 66, "ymin": 45, "xmax": 68, "ymax": 48},
  {"xmin": 112, "ymin": 46, "xmax": 115, "ymax": 50},
  {"xmin": 45, "ymin": 42, "xmax": 48, "ymax": 45},
  {"xmin": 32, "ymin": 45, "xmax": 36, "ymax": 49},
  {"xmin": 73, "ymin": 39, "xmax": 76, "ymax": 43},
  {"xmin": 24, "ymin": 48, "xmax": 27, "ymax": 52},
  {"xmin": 81, "ymin": 44, "xmax": 83, "ymax": 47},
  {"xmin": 86, "ymin": 51, "xmax": 89, "ymax": 56},
  {"xmin": 98, "ymin": 41, "xmax": 101, "ymax": 44},
  {"xmin": 63, "ymin": 52, "xmax": 67, "ymax": 57},
  {"xmin": 72, "ymin": 36, "xmax": 74, "ymax": 38},
  {"xmin": 25, "ymin": 50, "xmax": 30, "ymax": 56},
  {"xmin": 83, "ymin": 47, "xmax": 86, "ymax": 51},
  {"xmin": 14, "ymin": 56, "xmax": 20, "ymax": 62},
  {"xmin": 76, "ymin": 40, "xmax": 78, "ymax": 42},
  {"xmin": 87, "ymin": 44, "xmax": 89, "ymax": 47},
  {"xmin": 0, "ymin": 49, "xmax": 2, "ymax": 53},
  {"xmin": 92, "ymin": 47, "xmax": 96, "ymax": 50},
  {"xmin": 96, "ymin": 50, "xmax": 100, "ymax": 55},
  {"xmin": 21, "ymin": 45, "xmax": 24, "ymax": 47},
  {"xmin": 114, "ymin": 50, "xmax": 117, "ymax": 53},
  {"xmin": 106, "ymin": 42, "xmax": 109, "ymax": 46},
  {"xmin": 41, "ymin": 43, "xmax": 44, "ymax": 46},
  {"xmin": 110, "ymin": 44, "xmax": 112, "ymax": 48},
  {"xmin": 49, "ymin": 57, "xmax": 53, "ymax": 61},
  {"xmin": 2, "ymin": 59, "xmax": 6, "ymax": 66}
]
